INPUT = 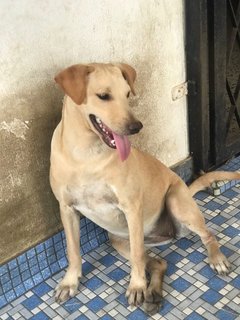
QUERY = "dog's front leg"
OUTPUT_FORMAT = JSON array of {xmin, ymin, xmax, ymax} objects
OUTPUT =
[
  {"xmin": 125, "ymin": 204, "xmax": 147, "ymax": 306},
  {"xmin": 55, "ymin": 204, "xmax": 81, "ymax": 303}
]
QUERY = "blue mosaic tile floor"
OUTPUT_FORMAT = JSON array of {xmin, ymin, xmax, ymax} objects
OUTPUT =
[{"xmin": 1, "ymin": 166, "xmax": 240, "ymax": 319}]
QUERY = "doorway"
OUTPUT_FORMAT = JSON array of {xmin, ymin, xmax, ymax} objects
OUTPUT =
[{"xmin": 186, "ymin": 0, "xmax": 240, "ymax": 172}]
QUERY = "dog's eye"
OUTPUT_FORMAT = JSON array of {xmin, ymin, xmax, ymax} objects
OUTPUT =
[
  {"xmin": 96, "ymin": 93, "xmax": 111, "ymax": 101},
  {"xmin": 127, "ymin": 91, "xmax": 130, "ymax": 98}
]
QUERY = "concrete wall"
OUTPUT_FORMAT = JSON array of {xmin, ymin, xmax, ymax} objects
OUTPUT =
[{"xmin": 0, "ymin": 0, "xmax": 188, "ymax": 263}]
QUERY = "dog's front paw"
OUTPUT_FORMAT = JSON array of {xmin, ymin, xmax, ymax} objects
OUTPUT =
[
  {"xmin": 125, "ymin": 281, "xmax": 147, "ymax": 307},
  {"xmin": 54, "ymin": 270, "xmax": 80, "ymax": 303},
  {"xmin": 55, "ymin": 282, "xmax": 78, "ymax": 303},
  {"xmin": 143, "ymin": 286, "xmax": 163, "ymax": 315},
  {"xmin": 209, "ymin": 252, "xmax": 231, "ymax": 275}
]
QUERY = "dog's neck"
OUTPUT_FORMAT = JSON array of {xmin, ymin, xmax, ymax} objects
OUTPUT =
[{"xmin": 59, "ymin": 96, "xmax": 112, "ymax": 161}]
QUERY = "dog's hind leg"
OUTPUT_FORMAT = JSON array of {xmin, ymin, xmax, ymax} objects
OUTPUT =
[
  {"xmin": 109, "ymin": 233, "xmax": 167, "ymax": 315},
  {"xmin": 55, "ymin": 205, "xmax": 82, "ymax": 302},
  {"xmin": 166, "ymin": 181, "xmax": 230, "ymax": 275},
  {"xmin": 144, "ymin": 257, "xmax": 167, "ymax": 314}
]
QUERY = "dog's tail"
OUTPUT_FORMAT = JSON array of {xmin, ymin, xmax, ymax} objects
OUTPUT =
[{"xmin": 188, "ymin": 171, "xmax": 240, "ymax": 197}]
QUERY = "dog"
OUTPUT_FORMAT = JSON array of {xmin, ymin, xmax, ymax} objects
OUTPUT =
[{"xmin": 50, "ymin": 63, "xmax": 240, "ymax": 314}]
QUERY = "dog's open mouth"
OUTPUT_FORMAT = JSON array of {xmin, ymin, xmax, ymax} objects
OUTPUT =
[
  {"xmin": 90, "ymin": 114, "xmax": 116, "ymax": 148},
  {"xmin": 89, "ymin": 114, "xmax": 131, "ymax": 161}
]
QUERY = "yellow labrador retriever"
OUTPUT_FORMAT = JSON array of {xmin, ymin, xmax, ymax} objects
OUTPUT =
[{"xmin": 50, "ymin": 63, "xmax": 240, "ymax": 314}]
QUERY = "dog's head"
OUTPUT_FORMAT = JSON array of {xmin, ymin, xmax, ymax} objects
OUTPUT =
[{"xmin": 55, "ymin": 63, "xmax": 143, "ymax": 161}]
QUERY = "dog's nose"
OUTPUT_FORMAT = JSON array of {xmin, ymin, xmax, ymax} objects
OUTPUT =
[{"xmin": 128, "ymin": 121, "xmax": 143, "ymax": 134}]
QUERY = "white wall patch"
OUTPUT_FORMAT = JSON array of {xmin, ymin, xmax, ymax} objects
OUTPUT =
[{"xmin": 0, "ymin": 118, "xmax": 29, "ymax": 140}]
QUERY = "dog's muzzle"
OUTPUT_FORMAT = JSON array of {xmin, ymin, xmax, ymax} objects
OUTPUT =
[{"xmin": 89, "ymin": 114, "xmax": 143, "ymax": 161}]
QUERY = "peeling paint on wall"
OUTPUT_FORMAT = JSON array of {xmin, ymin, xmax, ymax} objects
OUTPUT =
[
  {"xmin": 0, "ymin": 118, "xmax": 29, "ymax": 140},
  {"xmin": 0, "ymin": 174, "xmax": 22, "ymax": 203},
  {"xmin": 7, "ymin": 173, "xmax": 22, "ymax": 188}
]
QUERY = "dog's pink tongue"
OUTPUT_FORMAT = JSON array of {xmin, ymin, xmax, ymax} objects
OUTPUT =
[{"xmin": 112, "ymin": 132, "xmax": 131, "ymax": 161}]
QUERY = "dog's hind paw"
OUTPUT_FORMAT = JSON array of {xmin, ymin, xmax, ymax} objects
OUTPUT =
[
  {"xmin": 143, "ymin": 287, "xmax": 163, "ymax": 315},
  {"xmin": 209, "ymin": 252, "xmax": 231, "ymax": 275}
]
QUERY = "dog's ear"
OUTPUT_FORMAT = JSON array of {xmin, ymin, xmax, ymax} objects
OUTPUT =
[
  {"xmin": 54, "ymin": 64, "xmax": 94, "ymax": 105},
  {"xmin": 118, "ymin": 63, "xmax": 136, "ymax": 96}
]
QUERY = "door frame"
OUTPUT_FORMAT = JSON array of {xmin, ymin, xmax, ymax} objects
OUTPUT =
[{"xmin": 186, "ymin": 0, "xmax": 211, "ymax": 172}]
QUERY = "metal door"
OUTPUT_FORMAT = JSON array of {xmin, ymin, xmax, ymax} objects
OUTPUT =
[{"xmin": 186, "ymin": 0, "xmax": 240, "ymax": 172}]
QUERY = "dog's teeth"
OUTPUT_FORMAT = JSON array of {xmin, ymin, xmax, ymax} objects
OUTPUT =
[
  {"xmin": 96, "ymin": 117, "xmax": 101, "ymax": 124},
  {"xmin": 99, "ymin": 124, "xmax": 103, "ymax": 128},
  {"xmin": 102, "ymin": 128, "xmax": 106, "ymax": 132},
  {"xmin": 111, "ymin": 140, "xmax": 115, "ymax": 145},
  {"xmin": 106, "ymin": 131, "xmax": 109, "ymax": 134}
]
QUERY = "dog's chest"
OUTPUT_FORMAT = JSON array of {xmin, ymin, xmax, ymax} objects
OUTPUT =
[{"xmin": 67, "ymin": 182, "xmax": 128, "ymax": 236}]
